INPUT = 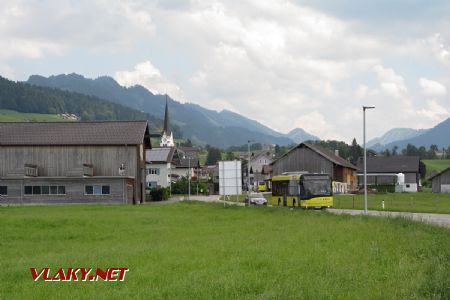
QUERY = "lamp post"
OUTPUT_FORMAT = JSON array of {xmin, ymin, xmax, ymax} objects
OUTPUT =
[
  {"xmin": 247, "ymin": 140, "xmax": 254, "ymax": 194},
  {"xmin": 183, "ymin": 154, "xmax": 191, "ymax": 200},
  {"xmin": 188, "ymin": 156, "xmax": 191, "ymax": 201},
  {"xmin": 363, "ymin": 106, "xmax": 375, "ymax": 215}
]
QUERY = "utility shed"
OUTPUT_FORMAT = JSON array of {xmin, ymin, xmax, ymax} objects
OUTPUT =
[
  {"xmin": 356, "ymin": 156, "xmax": 421, "ymax": 192},
  {"xmin": 428, "ymin": 167, "xmax": 450, "ymax": 193},
  {"xmin": 0, "ymin": 121, "xmax": 151, "ymax": 204},
  {"xmin": 271, "ymin": 143, "xmax": 358, "ymax": 188}
]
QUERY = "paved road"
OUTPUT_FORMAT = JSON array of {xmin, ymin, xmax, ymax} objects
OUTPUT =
[
  {"xmin": 328, "ymin": 208, "xmax": 450, "ymax": 229},
  {"xmin": 147, "ymin": 195, "xmax": 245, "ymax": 206}
]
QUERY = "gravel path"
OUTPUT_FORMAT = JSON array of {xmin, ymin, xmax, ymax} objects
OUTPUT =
[{"xmin": 328, "ymin": 208, "xmax": 450, "ymax": 229}]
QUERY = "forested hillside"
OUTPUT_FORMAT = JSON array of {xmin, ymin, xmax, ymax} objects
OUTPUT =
[{"xmin": 0, "ymin": 76, "xmax": 180, "ymax": 135}]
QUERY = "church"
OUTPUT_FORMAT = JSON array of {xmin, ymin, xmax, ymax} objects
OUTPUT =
[{"xmin": 145, "ymin": 98, "xmax": 199, "ymax": 189}]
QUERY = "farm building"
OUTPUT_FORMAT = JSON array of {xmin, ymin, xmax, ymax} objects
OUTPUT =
[
  {"xmin": 271, "ymin": 143, "xmax": 358, "ymax": 191},
  {"xmin": 356, "ymin": 156, "xmax": 421, "ymax": 192},
  {"xmin": 428, "ymin": 167, "xmax": 450, "ymax": 193},
  {"xmin": 0, "ymin": 121, "xmax": 151, "ymax": 204}
]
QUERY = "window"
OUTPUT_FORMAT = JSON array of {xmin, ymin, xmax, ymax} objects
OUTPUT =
[
  {"xmin": 85, "ymin": 185, "xmax": 110, "ymax": 195},
  {"xmin": 24, "ymin": 185, "xmax": 66, "ymax": 195},
  {"xmin": 147, "ymin": 168, "xmax": 160, "ymax": 175},
  {"xmin": 42, "ymin": 186, "xmax": 49, "ymax": 195},
  {"xmin": 147, "ymin": 181, "xmax": 157, "ymax": 188},
  {"xmin": 32, "ymin": 186, "xmax": 41, "ymax": 195},
  {"xmin": 24, "ymin": 186, "xmax": 32, "ymax": 195},
  {"xmin": 0, "ymin": 186, "xmax": 7, "ymax": 195}
]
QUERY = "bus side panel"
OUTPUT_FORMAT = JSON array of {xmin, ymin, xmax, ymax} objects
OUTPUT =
[
  {"xmin": 271, "ymin": 195, "xmax": 282, "ymax": 206},
  {"xmin": 287, "ymin": 196, "xmax": 299, "ymax": 207},
  {"xmin": 301, "ymin": 196, "xmax": 333, "ymax": 208}
]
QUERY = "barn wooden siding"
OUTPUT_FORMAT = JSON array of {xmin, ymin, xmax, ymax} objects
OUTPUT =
[
  {"xmin": 272, "ymin": 146, "xmax": 357, "ymax": 186},
  {"xmin": 432, "ymin": 168, "xmax": 450, "ymax": 193},
  {"xmin": 272, "ymin": 147, "xmax": 333, "ymax": 176},
  {"xmin": 1, "ymin": 177, "xmax": 132, "ymax": 204},
  {"xmin": 0, "ymin": 145, "xmax": 145, "ymax": 204}
]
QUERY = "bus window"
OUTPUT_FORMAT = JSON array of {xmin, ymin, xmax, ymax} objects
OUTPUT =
[{"xmin": 288, "ymin": 180, "xmax": 300, "ymax": 196}]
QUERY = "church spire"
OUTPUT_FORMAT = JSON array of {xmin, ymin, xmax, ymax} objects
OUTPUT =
[
  {"xmin": 160, "ymin": 95, "xmax": 174, "ymax": 147},
  {"xmin": 163, "ymin": 95, "xmax": 170, "ymax": 134}
]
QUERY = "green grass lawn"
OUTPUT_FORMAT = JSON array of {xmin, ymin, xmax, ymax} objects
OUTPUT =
[
  {"xmin": 1, "ymin": 202, "xmax": 450, "ymax": 299},
  {"xmin": 0, "ymin": 109, "xmax": 67, "ymax": 122},
  {"xmin": 334, "ymin": 192, "xmax": 450, "ymax": 214},
  {"xmin": 423, "ymin": 159, "xmax": 450, "ymax": 178}
]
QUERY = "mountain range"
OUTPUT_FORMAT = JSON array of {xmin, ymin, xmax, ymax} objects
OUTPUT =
[
  {"xmin": 367, "ymin": 128, "xmax": 429, "ymax": 151},
  {"xmin": 368, "ymin": 121, "xmax": 450, "ymax": 151},
  {"xmin": 26, "ymin": 74, "xmax": 319, "ymax": 148}
]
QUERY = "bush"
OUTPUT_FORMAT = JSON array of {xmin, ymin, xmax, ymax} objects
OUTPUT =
[
  {"xmin": 149, "ymin": 187, "xmax": 170, "ymax": 201},
  {"xmin": 171, "ymin": 178, "xmax": 209, "ymax": 195}
]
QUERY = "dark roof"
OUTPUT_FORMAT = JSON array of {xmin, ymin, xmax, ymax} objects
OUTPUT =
[
  {"xmin": 356, "ymin": 156, "xmax": 420, "ymax": 173},
  {"xmin": 0, "ymin": 121, "xmax": 151, "ymax": 146},
  {"xmin": 146, "ymin": 147, "xmax": 175, "ymax": 163},
  {"xmin": 272, "ymin": 143, "xmax": 357, "ymax": 170},
  {"xmin": 176, "ymin": 157, "xmax": 200, "ymax": 168},
  {"xmin": 178, "ymin": 146, "xmax": 200, "ymax": 158},
  {"xmin": 428, "ymin": 166, "xmax": 450, "ymax": 180}
]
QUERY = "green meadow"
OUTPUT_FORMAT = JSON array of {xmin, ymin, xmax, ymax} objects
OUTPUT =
[
  {"xmin": 1, "ymin": 202, "xmax": 449, "ymax": 299},
  {"xmin": 0, "ymin": 109, "xmax": 67, "ymax": 122},
  {"xmin": 334, "ymin": 192, "xmax": 450, "ymax": 214},
  {"xmin": 423, "ymin": 159, "xmax": 450, "ymax": 178}
]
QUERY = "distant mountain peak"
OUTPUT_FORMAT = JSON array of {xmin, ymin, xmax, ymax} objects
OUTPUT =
[
  {"xmin": 367, "ymin": 127, "xmax": 429, "ymax": 150},
  {"xmin": 25, "ymin": 73, "xmax": 320, "ymax": 148}
]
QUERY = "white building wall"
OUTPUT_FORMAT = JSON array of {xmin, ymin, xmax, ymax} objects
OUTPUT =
[{"xmin": 146, "ymin": 163, "xmax": 171, "ymax": 188}]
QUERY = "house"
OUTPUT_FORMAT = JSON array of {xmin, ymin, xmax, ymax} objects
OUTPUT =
[
  {"xmin": 271, "ymin": 143, "xmax": 358, "ymax": 191},
  {"xmin": 249, "ymin": 152, "xmax": 273, "ymax": 189},
  {"xmin": 356, "ymin": 156, "xmax": 421, "ymax": 192},
  {"xmin": 145, "ymin": 147, "xmax": 175, "ymax": 189},
  {"xmin": 170, "ymin": 150, "xmax": 200, "ymax": 180},
  {"xmin": 428, "ymin": 167, "xmax": 450, "ymax": 193},
  {"xmin": 0, "ymin": 121, "xmax": 151, "ymax": 204}
]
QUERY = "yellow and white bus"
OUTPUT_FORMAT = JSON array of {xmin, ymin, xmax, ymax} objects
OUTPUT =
[{"xmin": 271, "ymin": 173, "xmax": 333, "ymax": 208}]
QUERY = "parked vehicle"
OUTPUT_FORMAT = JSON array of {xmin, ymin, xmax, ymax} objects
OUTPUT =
[{"xmin": 246, "ymin": 192, "xmax": 267, "ymax": 205}]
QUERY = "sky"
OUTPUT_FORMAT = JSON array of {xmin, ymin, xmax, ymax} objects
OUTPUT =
[{"xmin": 1, "ymin": 0, "xmax": 450, "ymax": 143}]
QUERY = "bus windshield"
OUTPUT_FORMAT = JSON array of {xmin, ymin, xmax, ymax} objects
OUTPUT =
[{"xmin": 300, "ymin": 177, "xmax": 331, "ymax": 199}]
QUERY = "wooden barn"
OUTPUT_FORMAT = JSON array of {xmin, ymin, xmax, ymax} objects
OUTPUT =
[
  {"xmin": 271, "ymin": 143, "xmax": 358, "ymax": 190},
  {"xmin": 0, "ymin": 121, "xmax": 151, "ymax": 204},
  {"xmin": 428, "ymin": 167, "xmax": 450, "ymax": 193}
]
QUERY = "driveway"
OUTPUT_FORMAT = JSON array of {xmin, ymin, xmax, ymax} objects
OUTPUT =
[{"xmin": 328, "ymin": 208, "xmax": 450, "ymax": 229}]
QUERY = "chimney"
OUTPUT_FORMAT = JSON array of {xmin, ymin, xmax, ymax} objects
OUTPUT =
[{"xmin": 334, "ymin": 149, "xmax": 339, "ymax": 157}]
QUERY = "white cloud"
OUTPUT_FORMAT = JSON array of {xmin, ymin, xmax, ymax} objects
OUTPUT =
[
  {"xmin": 419, "ymin": 77, "xmax": 447, "ymax": 96},
  {"xmin": 0, "ymin": 0, "xmax": 155, "ymax": 59},
  {"xmin": 115, "ymin": 61, "xmax": 186, "ymax": 102},
  {"xmin": 416, "ymin": 99, "xmax": 450, "ymax": 122},
  {"xmin": 2, "ymin": 0, "xmax": 450, "ymax": 143},
  {"xmin": 373, "ymin": 65, "xmax": 407, "ymax": 98}
]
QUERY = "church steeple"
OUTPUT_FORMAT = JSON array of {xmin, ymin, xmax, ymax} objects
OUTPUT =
[
  {"xmin": 160, "ymin": 95, "xmax": 174, "ymax": 147},
  {"xmin": 163, "ymin": 96, "xmax": 170, "ymax": 134}
]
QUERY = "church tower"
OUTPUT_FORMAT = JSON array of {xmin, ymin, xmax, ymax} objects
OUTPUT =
[{"xmin": 160, "ymin": 96, "xmax": 174, "ymax": 147}]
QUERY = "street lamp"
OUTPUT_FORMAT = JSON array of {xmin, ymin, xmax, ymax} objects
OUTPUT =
[
  {"xmin": 247, "ymin": 140, "xmax": 254, "ymax": 195},
  {"xmin": 183, "ymin": 154, "xmax": 191, "ymax": 200},
  {"xmin": 363, "ymin": 106, "xmax": 375, "ymax": 215}
]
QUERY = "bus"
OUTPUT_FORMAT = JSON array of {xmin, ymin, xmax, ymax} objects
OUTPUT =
[{"xmin": 271, "ymin": 173, "xmax": 333, "ymax": 208}]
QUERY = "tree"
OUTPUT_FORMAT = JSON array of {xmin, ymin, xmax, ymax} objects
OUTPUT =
[
  {"xmin": 206, "ymin": 147, "xmax": 222, "ymax": 165},
  {"xmin": 225, "ymin": 151, "xmax": 235, "ymax": 160},
  {"xmin": 392, "ymin": 146, "xmax": 398, "ymax": 156},
  {"xmin": 349, "ymin": 138, "xmax": 363, "ymax": 165}
]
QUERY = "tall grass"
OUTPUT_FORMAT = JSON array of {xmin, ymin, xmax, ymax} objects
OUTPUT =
[{"xmin": 1, "ymin": 202, "xmax": 449, "ymax": 299}]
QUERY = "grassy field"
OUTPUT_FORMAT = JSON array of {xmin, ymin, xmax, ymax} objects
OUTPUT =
[
  {"xmin": 423, "ymin": 159, "xmax": 450, "ymax": 178},
  {"xmin": 334, "ymin": 192, "xmax": 450, "ymax": 214},
  {"xmin": 1, "ymin": 202, "xmax": 450, "ymax": 299},
  {"xmin": 0, "ymin": 109, "xmax": 67, "ymax": 122}
]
